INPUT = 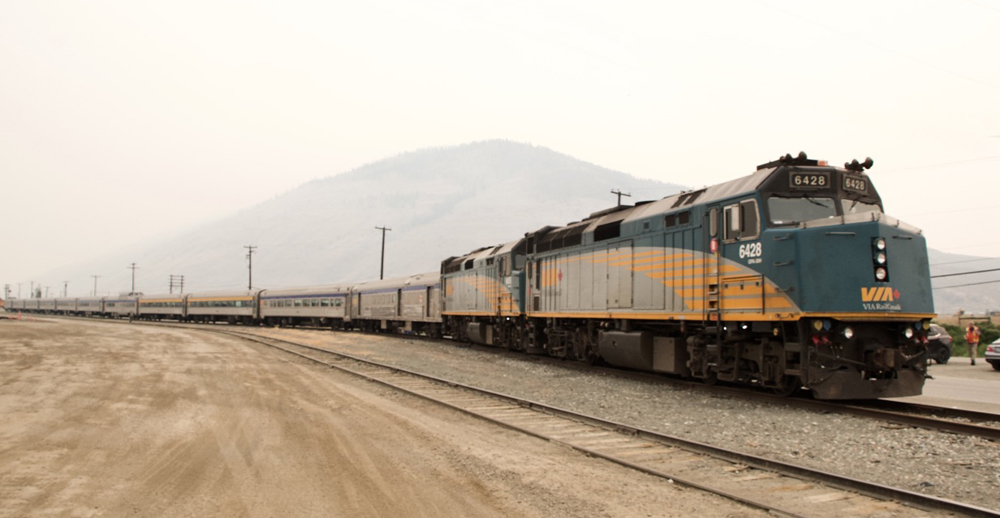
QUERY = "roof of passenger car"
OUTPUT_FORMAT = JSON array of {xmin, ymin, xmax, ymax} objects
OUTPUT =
[
  {"xmin": 352, "ymin": 272, "xmax": 441, "ymax": 293},
  {"xmin": 261, "ymin": 284, "xmax": 354, "ymax": 298}
]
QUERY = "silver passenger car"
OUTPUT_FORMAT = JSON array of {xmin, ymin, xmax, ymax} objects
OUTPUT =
[
  {"xmin": 259, "ymin": 284, "xmax": 352, "ymax": 327},
  {"xmin": 55, "ymin": 297, "xmax": 77, "ymax": 314},
  {"xmin": 186, "ymin": 289, "xmax": 260, "ymax": 324},
  {"xmin": 351, "ymin": 272, "xmax": 441, "ymax": 335},
  {"xmin": 138, "ymin": 293, "xmax": 188, "ymax": 321},
  {"xmin": 76, "ymin": 297, "xmax": 104, "ymax": 316},
  {"xmin": 103, "ymin": 295, "xmax": 138, "ymax": 318}
]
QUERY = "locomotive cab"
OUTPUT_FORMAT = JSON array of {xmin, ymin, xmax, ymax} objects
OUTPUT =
[{"xmin": 697, "ymin": 153, "xmax": 934, "ymax": 399}]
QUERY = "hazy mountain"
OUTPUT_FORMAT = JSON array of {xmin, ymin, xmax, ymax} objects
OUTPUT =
[
  {"xmin": 927, "ymin": 248, "xmax": 1000, "ymax": 317},
  {"xmin": 41, "ymin": 140, "xmax": 682, "ymax": 294}
]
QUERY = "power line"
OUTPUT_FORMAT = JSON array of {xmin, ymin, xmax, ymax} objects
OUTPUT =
[
  {"xmin": 127, "ymin": 263, "xmax": 139, "ymax": 294},
  {"xmin": 877, "ymin": 155, "xmax": 1000, "ymax": 174},
  {"xmin": 611, "ymin": 189, "xmax": 631, "ymax": 207},
  {"xmin": 934, "ymin": 279, "xmax": 1000, "ymax": 290},
  {"xmin": 169, "ymin": 275, "xmax": 185, "ymax": 294},
  {"xmin": 375, "ymin": 226, "xmax": 391, "ymax": 280},
  {"xmin": 930, "ymin": 240, "xmax": 1000, "ymax": 253},
  {"xmin": 931, "ymin": 257, "xmax": 1000, "ymax": 267},
  {"xmin": 244, "ymin": 245, "xmax": 257, "ymax": 290},
  {"xmin": 931, "ymin": 267, "xmax": 1000, "ymax": 279}
]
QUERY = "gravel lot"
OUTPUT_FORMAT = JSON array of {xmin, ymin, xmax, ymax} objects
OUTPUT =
[
  {"xmin": 0, "ymin": 318, "xmax": 769, "ymax": 517},
  {"xmin": 255, "ymin": 326, "xmax": 1000, "ymax": 512}
]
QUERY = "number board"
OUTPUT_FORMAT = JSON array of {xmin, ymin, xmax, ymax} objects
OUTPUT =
[
  {"xmin": 789, "ymin": 172, "xmax": 829, "ymax": 189},
  {"xmin": 843, "ymin": 174, "xmax": 868, "ymax": 194}
]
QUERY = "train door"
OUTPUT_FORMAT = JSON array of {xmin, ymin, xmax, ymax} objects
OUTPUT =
[
  {"xmin": 607, "ymin": 241, "xmax": 633, "ymax": 309},
  {"xmin": 704, "ymin": 207, "xmax": 723, "ymax": 322},
  {"xmin": 486, "ymin": 260, "xmax": 498, "ymax": 315},
  {"xmin": 498, "ymin": 256, "xmax": 509, "ymax": 314},
  {"xmin": 710, "ymin": 200, "xmax": 764, "ymax": 317}
]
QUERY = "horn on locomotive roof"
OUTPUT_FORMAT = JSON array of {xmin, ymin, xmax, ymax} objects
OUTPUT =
[
  {"xmin": 844, "ymin": 157, "xmax": 875, "ymax": 173},
  {"xmin": 756, "ymin": 151, "xmax": 819, "ymax": 170}
]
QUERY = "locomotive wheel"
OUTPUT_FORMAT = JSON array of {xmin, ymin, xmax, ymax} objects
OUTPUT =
[
  {"xmin": 772, "ymin": 375, "xmax": 802, "ymax": 397},
  {"xmin": 574, "ymin": 329, "xmax": 599, "ymax": 365}
]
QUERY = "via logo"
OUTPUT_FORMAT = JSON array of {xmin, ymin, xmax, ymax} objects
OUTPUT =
[{"xmin": 861, "ymin": 287, "xmax": 900, "ymax": 302}]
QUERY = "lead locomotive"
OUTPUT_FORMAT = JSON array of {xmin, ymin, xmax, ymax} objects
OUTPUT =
[{"xmin": 443, "ymin": 153, "xmax": 934, "ymax": 399}]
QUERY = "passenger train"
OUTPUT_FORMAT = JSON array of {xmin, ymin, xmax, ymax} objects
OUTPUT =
[{"xmin": 7, "ymin": 153, "xmax": 935, "ymax": 399}]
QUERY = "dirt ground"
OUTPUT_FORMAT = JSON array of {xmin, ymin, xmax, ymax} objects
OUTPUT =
[{"xmin": 0, "ymin": 318, "xmax": 764, "ymax": 517}]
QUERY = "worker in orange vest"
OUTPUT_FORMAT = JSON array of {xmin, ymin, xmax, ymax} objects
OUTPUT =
[{"xmin": 964, "ymin": 324, "xmax": 980, "ymax": 366}]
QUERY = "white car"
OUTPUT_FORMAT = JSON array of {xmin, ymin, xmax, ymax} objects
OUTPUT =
[{"xmin": 986, "ymin": 338, "xmax": 1000, "ymax": 371}]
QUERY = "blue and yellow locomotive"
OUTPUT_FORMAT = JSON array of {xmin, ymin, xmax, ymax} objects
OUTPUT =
[{"xmin": 443, "ymin": 153, "xmax": 934, "ymax": 399}]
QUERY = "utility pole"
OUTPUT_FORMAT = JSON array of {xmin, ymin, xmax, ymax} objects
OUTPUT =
[
  {"xmin": 30, "ymin": 281, "xmax": 34, "ymax": 298},
  {"xmin": 169, "ymin": 275, "xmax": 185, "ymax": 294},
  {"xmin": 244, "ymin": 246, "xmax": 257, "ymax": 290},
  {"xmin": 44, "ymin": 286, "xmax": 50, "ymax": 298},
  {"xmin": 92, "ymin": 275, "xmax": 101, "ymax": 297},
  {"xmin": 127, "ymin": 263, "xmax": 139, "ymax": 295},
  {"xmin": 375, "ymin": 226, "xmax": 391, "ymax": 280},
  {"xmin": 4, "ymin": 284, "xmax": 10, "ymax": 301},
  {"xmin": 611, "ymin": 189, "xmax": 631, "ymax": 207},
  {"xmin": 63, "ymin": 281, "xmax": 68, "ymax": 297}
]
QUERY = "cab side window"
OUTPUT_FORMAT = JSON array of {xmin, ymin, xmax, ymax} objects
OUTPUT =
[{"xmin": 723, "ymin": 199, "xmax": 760, "ymax": 241}]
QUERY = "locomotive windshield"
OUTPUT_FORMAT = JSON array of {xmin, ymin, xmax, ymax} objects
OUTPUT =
[
  {"xmin": 841, "ymin": 198, "xmax": 881, "ymax": 215},
  {"xmin": 768, "ymin": 196, "xmax": 837, "ymax": 225},
  {"xmin": 761, "ymin": 166, "xmax": 882, "ymax": 226}
]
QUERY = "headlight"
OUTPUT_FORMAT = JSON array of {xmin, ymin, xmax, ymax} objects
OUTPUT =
[
  {"xmin": 904, "ymin": 328, "xmax": 914, "ymax": 339},
  {"xmin": 843, "ymin": 326, "xmax": 854, "ymax": 339},
  {"xmin": 875, "ymin": 252, "xmax": 887, "ymax": 265},
  {"xmin": 875, "ymin": 267, "xmax": 888, "ymax": 281},
  {"xmin": 874, "ymin": 238, "xmax": 886, "ymax": 250}
]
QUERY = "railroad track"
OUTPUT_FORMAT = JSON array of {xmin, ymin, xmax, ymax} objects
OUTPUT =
[
  {"xmin": 218, "ymin": 327, "xmax": 999, "ymax": 518},
  {"xmin": 452, "ymin": 338, "xmax": 1000, "ymax": 441},
  {"xmin": 39, "ymin": 315, "xmax": 1000, "ymax": 440}
]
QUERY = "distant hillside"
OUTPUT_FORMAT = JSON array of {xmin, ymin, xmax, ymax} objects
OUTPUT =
[
  {"xmin": 928, "ymin": 249, "xmax": 1000, "ymax": 317},
  {"xmin": 40, "ymin": 140, "xmax": 682, "ymax": 294}
]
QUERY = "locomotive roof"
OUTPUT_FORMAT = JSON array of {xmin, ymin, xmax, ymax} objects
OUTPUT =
[
  {"xmin": 444, "ymin": 237, "xmax": 526, "ymax": 267},
  {"xmin": 620, "ymin": 166, "xmax": 775, "ymax": 225},
  {"xmin": 352, "ymin": 271, "xmax": 440, "ymax": 292}
]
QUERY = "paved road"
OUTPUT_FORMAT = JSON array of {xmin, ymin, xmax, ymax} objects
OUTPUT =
[{"xmin": 890, "ymin": 361, "xmax": 1000, "ymax": 414}]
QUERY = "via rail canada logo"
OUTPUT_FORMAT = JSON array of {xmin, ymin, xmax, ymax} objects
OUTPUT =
[{"xmin": 861, "ymin": 287, "xmax": 902, "ymax": 311}]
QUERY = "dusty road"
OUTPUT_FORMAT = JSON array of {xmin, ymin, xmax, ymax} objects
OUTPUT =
[{"xmin": 0, "ymin": 318, "xmax": 762, "ymax": 517}]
